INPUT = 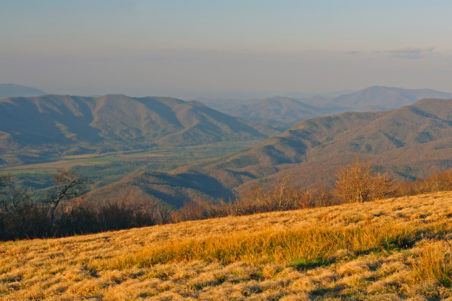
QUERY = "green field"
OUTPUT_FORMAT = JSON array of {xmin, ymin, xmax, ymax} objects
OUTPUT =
[{"xmin": 0, "ymin": 140, "xmax": 260, "ymax": 194}]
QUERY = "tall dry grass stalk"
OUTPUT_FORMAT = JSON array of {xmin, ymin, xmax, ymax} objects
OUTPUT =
[
  {"xmin": 88, "ymin": 221, "xmax": 450, "ymax": 271},
  {"xmin": 410, "ymin": 241, "xmax": 452, "ymax": 287}
]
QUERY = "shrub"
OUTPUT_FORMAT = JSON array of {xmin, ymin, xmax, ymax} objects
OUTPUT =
[
  {"xmin": 394, "ymin": 169, "xmax": 452, "ymax": 197},
  {"xmin": 334, "ymin": 159, "xmax": 395, "ymax": 203},
  {"xmin": 230, "ymin": 177, "xmax": 310, "ymax": 216},
  {"xmin": 171, "ymin": 199, "xmax": 228, "ymax": 222}
]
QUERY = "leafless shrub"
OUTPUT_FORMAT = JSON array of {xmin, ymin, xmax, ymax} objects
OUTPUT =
[
  {"xmin": 172, "ymin": 199, "xmax": 229, "ymax": 222},
  {"xmin": 394, "ymin": 169, "xmax": 452, "ymax": 197},
  {"xmin": 229, "ymin": 177, "xmax": 307, "ymax": 216},
  {"xmin": 334, "ymin": 159, "xmax": 396, "ymax": 203}
]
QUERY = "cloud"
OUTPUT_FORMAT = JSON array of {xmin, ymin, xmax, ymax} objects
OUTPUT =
[{"xmin": 384, "ymin": 48, "xmax": 435, "ymax": 59}]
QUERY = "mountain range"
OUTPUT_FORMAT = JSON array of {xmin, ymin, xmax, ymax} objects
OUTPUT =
[
  {"xmin": 321, "ymin": 86, "xmax": 452, "ymax": 111},
  {"xmin": 3, "ymin": 86, "xmax": 452, "ymax": 208},
  {"xmin": 86, "ymin": 97, "xmax": 452, "ymax": 207},
  {"xmin": 0, "ymin": 94, "xmax": 266, "ymax": 165},
  {"xmin": 224, "ymin": 97, "xmax": 452, "ymax": 192},
  {"xmin": 219, "ymin": 86, "xmax": 452, "ymax": 126}
]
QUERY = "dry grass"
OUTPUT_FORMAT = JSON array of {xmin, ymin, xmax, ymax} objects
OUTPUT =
[
  {"xmin": 410, "ymin": 240, "xmax": 452, "ymax": 287},
  {"xmin": 0, "ymin": 191, "xmax": 451, "ymax": 300}
]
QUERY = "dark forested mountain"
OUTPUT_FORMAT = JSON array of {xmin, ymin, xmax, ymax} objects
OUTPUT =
[
  {"xmin": 0, "ymin": 84, "xmax": 46, "ymax": 98},
  {"xmin": 88, "ymin": 98, "xmax": 452, "ymax": 207},
  {"xmin": 0, "ymin": 94, "xmax": 266, "ymax": 165}
]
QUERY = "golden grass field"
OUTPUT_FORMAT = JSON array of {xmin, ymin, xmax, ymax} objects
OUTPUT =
[{"xmin": 0, "ymin": 191, "xmax": 451, "ymax": 300}]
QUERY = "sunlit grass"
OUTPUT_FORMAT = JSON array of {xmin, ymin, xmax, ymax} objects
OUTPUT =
[
  {"xmin": 0, "ymin": 191, "xmax": 451, "ymax": 300},
  {"xmin": 410, "ymin": 240, "xmax": 452, "ymax": 287},
  {"xmin": 89, "ymin": 222, "xmax": 449, "ymax": 271}
]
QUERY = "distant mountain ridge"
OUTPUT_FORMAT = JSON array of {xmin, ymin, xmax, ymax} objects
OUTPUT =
[
  {"xmin": 0, "ymin": 84, "xmax": 46, "ymax": 98},
  {"xmin": 324, "ymin": 86, "xmax": 452, "ymax": 111},
  {"xmin": 218, "ymin": 86, "xmax": 452, "ymax": 125},
  {"xmin": 220, "ymin": 96, "xmax": 328, "ymax": 124},
  {"xmin": 0, "ymin": 94, "xmax": 266, "ymax": 165}
]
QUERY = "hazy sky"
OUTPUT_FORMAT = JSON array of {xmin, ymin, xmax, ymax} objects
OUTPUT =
[{"xmin": 1, "ymin": 0, "xmax": 452, "ymax": 98}]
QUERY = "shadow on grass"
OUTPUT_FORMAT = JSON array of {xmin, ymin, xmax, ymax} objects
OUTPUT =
[
  {"xmin": 289, "ymin": 232, "xmax": 423, "ymax": 272},
  {"xmin": 309, "ymin": 284, "xmax": 347, "ymax": 299},
  {"xmin": 289, "ymin": 258, "xmax": 335, "ymax": 270}
]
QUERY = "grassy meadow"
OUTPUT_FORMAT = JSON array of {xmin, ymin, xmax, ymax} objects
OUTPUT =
[{"xmin": 0, "ymin": 191, "xmax": 451, "ymax": 300}]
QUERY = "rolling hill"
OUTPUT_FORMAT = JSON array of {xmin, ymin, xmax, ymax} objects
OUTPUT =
[
  {"xmin": 89, "ymin": 98, "xmax": 452, "ymax": 206},
  {"xmin": 0, "ymin": 94, "xmax": 266, "ymax": 165},
  {"xmin": 2, "ymin": 191, "xmax": 450, "ymax": 300}
]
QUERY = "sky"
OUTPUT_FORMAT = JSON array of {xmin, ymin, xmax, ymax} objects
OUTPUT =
[{"xmin": 1, "ymin": 0, "xmax": 452, "ymax": 99}]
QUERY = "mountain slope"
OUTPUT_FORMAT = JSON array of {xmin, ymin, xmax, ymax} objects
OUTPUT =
[
  {"xmin": 84, "ymin": 169, "xmax": 238, "ymax": 207},
  {"xmin": 0, "ymin": 95, "xmax": 266, "ymax": 165},
  {"xmin": 224, "ymin": 98, "xmax": 452, "ymax": 190},
  {"xmin": 0, "ymin": 84, "xmax": 46, "ymax": 98}
]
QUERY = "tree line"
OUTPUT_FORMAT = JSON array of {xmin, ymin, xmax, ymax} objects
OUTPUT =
[
  {"xmin": 1, "ymin": 160, "xmax": 452, "ymax": 241},
  {"xmin": 172, "ymin": 159, "xmax": 452, "ymax": 222},
  {"xmin": 0, "ymin": 170, "xmax": 172, "ymax": 240}
]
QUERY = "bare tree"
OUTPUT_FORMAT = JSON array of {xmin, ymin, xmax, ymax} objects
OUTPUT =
[
  {"xmin": 0, "ymin": 175, "xmax": 29, "ymax": 215},
  {"xmin": 0, "ymin": 175, "xmax": 36, "ymax": 238},
  {"xmin": 334, "ymin": 159, "xmax": 395, "ymax": 203},
  {"xmin": 47, "ymin": 169, "xmax": 90, "ymax": 232},
  {"xmin": 335, "ymin": 159, "xmax": 372, "ymax": 203}
]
